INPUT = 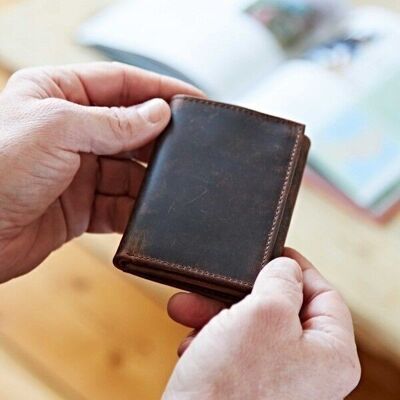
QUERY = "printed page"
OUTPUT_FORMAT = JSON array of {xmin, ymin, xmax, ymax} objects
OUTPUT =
[
  {"xmin": 78, "ymin": 0, "xmax": 284, "ymax": 99},
  {"xmin": 237, "ymin": 7, "xmax": 400, "ymax": 209}
]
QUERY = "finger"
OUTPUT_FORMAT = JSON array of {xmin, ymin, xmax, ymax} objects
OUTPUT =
[
  {"xmin": 168, "ymin": 292, "xmax": 226, "ymax": 329},
  {"xmin": 253, "ymin": 257, "xmax": 303, "ymax": 316},
  {"xmin": 88, "ymin": 194, "xmax": 134, "ymax": 234},
  {"xmin": 69, "ymin": 62, "xmax": 205, "ymax": 105},
  {"xmin": 284, "ymin": 248, "xmax": 330, "ymax": 304},
  {"xmin": 13, "ymin": 62, "xmax": 205, "ymax": 105},
  {"xmin": 131, "ymin": 142, "xmax": 155, "ymax": 164},
  {"xmin": 284, "ymin": 248, "xmax": 354, "ymax": 335},
  {"xmin": 62, "ymin": 98, "xmax": 170, "ymax": 155},
  {"xmin": 107, "ymin": 142, "xmax": 154, "ymax": 164},
  {"xmin": 97, "ymin": 157, "xmax": 146, "ymax": 197},
  {"xmin": 177, "ymin": 330, "xmax": 198, "ymax": 357}
]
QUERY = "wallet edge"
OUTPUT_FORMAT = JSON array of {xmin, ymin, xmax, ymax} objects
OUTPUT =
[
  {"xmin": 260, "ymin": 124, "xmax": 304, "ymax": 266},
  {"xmin": 114, "ymin": 96, "xmax": 308, "ymax": 294},
  {"xmin": 114, "ymin": 253, "xmax": 250, "ymax": 303}
]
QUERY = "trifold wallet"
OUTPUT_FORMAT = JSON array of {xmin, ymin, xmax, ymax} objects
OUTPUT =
[{"xmin": 114, "ymin": 95, "xmax": 310, "ymax": 303}]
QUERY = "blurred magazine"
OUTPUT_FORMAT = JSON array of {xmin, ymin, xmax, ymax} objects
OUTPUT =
[
  {"xmin": 240, "ymin": 7, "xmax": 400, "ymax": 220},
  {"xmin": 78, "ymin": 1, "xmax": 400, "ymax": 221},
  {"xmin": 304, "ymin": 168, "xmax": 400, "ymax": 223},
  {"xmin": 78, "ymin": 0, "xmax": 346, "ymax": 99}
]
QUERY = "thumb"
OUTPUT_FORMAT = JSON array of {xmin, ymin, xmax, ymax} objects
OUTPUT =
[
  {"xmin": 252, "ymin": 257, "xmax": 304, "ymax": 315},
  {"xmin": 63, "ymin": 98, "xmax": 171, "ymax": 155}
]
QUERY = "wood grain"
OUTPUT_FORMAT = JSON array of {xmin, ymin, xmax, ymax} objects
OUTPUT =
[
  {"xmin": 0, "ymin": 0, "xmax": 400, "ymax": 360},
  {"xmin": 0, "ymin": 241, "xmax": 188, "ymax": 400},
  {"xmin": 0, "ymin": 68, "xmax": 9, "ymax": 87},
  {"xmin": 0, "ymin": 345, "xmax": 65, "ymax": 400},
  {"xmin": 289, "ymin": 186, "xmax": 400, "ymax": 365},
  {"xmin": 0, "ymin": 0, "xmax": 399, "ymax": 399}
]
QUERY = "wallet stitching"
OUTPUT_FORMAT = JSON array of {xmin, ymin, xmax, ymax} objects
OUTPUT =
[
  {"xmin": 172, "ymin": 96, "xmax": 304, "ymax": 128},
  {"xmin": 261, "ymin": 127, "xmax": 301, "ymax": 265},
  {"xmin": 177, "ymin": 97, "xmax": 303, "ymax": 269},
  {"xmin": 121, "ymin": 254, "xmax": 253, "ymax": 288},
  {"xmin": 124, "ymin": 97, "xmax": 303, "ymax": 288}
]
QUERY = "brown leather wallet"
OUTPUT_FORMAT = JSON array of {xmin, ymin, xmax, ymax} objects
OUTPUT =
[{"xmin": 114, "ymin": 95, "xmax": 310, "ymax": 303}]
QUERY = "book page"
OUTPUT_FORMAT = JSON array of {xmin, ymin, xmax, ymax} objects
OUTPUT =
[
  {"xmin": 78, "ymin": 0, "xmax": 284, "ymax": 99},
  {"xmin": 237, "ymin": 7, "xmax": 400, "ymax": 208}
]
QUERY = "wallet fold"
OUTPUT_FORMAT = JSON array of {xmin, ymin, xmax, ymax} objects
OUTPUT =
[{"xmin": 114, "ymin": 95, "xmax": 310, "ymax": 303}]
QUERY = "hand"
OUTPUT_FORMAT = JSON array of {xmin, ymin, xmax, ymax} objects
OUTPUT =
[
  {"xmin": 165, "ymin": 248, "xmax": 361, "ymax": 400},
  {"xmin": 0, "ymin": 62, "xmax": 203, "ymax": 282}
]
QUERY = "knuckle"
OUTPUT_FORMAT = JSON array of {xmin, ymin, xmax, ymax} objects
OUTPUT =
[
  {"xmin": 9, "ymin": 66, "xmax": 49, "ymax": 84},
  {"xmin": 9, "ymin": 68, "xmax": 36, "ymax": 82},
  {"xmin": 26, "ymin": 100, "xmax": 74, "ymax": 147},
  {"xmin": 107, "ymin": 107, "xmax": 137, "ymax": 140},
  {"xmin": 330, "ymin": 290, "xmax": 354, "ymax": 324},
  {"xmin": 38, "ymin": 99, "xmax": 71, "ymax": 125},
  {"xmin": 7, "ymin": 67, "xmax": 58, "ymax": 97},
  {"xmin": 332, "ymin": 290, "xmax": 347, "ymax": 309}
]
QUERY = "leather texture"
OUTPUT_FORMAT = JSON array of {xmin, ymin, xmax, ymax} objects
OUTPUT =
[{"xmin": 114, "ymin": 95, "xmax": 310, "ymax": 303}]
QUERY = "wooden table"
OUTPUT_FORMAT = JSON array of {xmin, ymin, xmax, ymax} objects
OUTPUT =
[{"xmin": 0, "ymin": 0, "xmax": 399, "ymax": 399}]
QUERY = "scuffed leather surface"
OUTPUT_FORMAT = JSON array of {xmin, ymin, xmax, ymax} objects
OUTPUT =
[{"xmin": 114, "ymin": 96, "xmax": 310, "ymax": 302}]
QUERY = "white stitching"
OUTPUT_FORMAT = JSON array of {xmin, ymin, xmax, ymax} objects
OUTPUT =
[
  {"xmin": 124, "ymin": 97, "xmax": 303, "ymax": 288},
  {"xmin": 261, "ymin": 127, "xmax": 301, "ymax": 265},
  {"xmin": 122, "ymin": 254, "xmax": 253, "ymax": 288}
]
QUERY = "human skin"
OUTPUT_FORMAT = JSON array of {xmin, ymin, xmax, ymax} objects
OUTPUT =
[
  {"xmin": 0, "ymin": 63, "xmax": 360, "ymax": 399},
  {"xmin": 0, "ymin": 62, "xmax": 203, "ymax": 281},
  {"xmin": 165, "ymin": 248, "xmax": 361, "ymax": 400}
]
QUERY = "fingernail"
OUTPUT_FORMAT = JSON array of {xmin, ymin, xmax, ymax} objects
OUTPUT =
[{"xmin": 137, "ymin": 98, "xmax": 170, "ymax": 124}]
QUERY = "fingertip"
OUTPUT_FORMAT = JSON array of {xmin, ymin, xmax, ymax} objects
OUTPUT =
[
  {"xmin": 136, "ymin": 97, "xmax": 171, "ymax": 125},
  {"xmin": 269, "ymin": 256, "xmax": 301, "ymax": 269},
  {"xmin": 185, "ymin": 87, "xmax": 207, "ymax": 99},
  {"xmin": 167, "ymin": 292, "xmax": 225, "ymax": 329},
  {"xmin": 252, "ymin": 257, "xmax": 304, "ymax": 308},
  {"xmin": 167, "ymin": 292, "xmax": 187, "ymax": 319},
  {"xmin": 283, "ymin": 247, "xmax": 304, "ymax": 261},
  {"xmin": 283, "ymin": 247, "xmax": 314, "ymax": 272},
  {"xmin": 264, "ymin": 257, "xmax": 302, "ymax": 283},
  {"xmin": 283, "ymin": 247, "xmax": 297, "ymax": 258},
  {"xmin": 163, "ymin": 74, "xmax": 207, "ymax": 100},
  {"xmin": 155, "ymin": 97, "xmax": 171, "ymax": 117}
]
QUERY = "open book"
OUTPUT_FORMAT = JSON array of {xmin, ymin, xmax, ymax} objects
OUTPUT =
[
  {"xmin": 78, "ymin": 0, "xmax": 347, "ymax": 99},
  {"xmin": 78, "ymin": 0, "xmax": 400, "ymax": 220}
]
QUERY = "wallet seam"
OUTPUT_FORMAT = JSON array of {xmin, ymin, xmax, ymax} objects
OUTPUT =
[
  {"xmin": 120, "ymin": 254, "xmax": 253, "ymax": 288},
  {"xmin": 261, "ymin": 128, "xmax": 302, "ymax": 264},
  {"xmin": 174, "ymin": 96, "xmax": 303, "ymax": 268},
  {"xmin": 172, "ymin": 95, "xmax": 304, "ymax": 128},
  {"xmin": 123, "ymin": 97, "xmax": 303, "ymax": 288}
]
